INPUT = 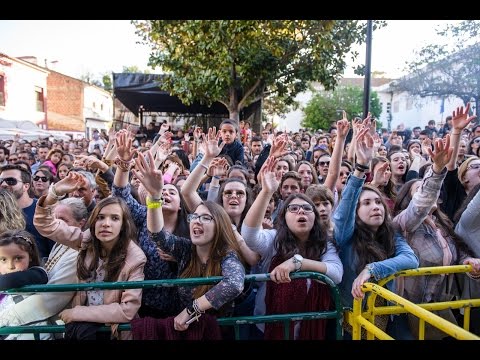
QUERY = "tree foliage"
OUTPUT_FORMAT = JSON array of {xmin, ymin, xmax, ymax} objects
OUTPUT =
[
  {"xmin": 391, "ymin": 20, "xmax": 480, "ymax": 115},
  {"xmin": 302, "ymin": 85, "xmax": 382, "ymax": 131},
  {"xmin": 132, "ymin": 20, "xmax": 385, "ymax": 122}
]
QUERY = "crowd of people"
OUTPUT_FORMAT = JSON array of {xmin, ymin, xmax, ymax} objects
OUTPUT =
[{"xmin": 1, "ymin": 109, "xmax": 480, "ymax": 340}]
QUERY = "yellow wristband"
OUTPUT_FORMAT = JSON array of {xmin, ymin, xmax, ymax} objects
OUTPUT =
[{"xmin": 146, "ymin": 196, "xmax": 164, "ymax": 209}]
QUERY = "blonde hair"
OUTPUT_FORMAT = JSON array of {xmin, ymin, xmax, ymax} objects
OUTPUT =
[
  {"xmin": 0, "ymin": 188, "xmax": 26, "ymax": 233},
  {"xmin": 458, "ymin": 156, "xmax": 479, "ymax": 185}
]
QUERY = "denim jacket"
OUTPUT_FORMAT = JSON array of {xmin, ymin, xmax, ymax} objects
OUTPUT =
[{"xmin": 333, "ymin": 174, "xmax": 419, "ymax": 308}]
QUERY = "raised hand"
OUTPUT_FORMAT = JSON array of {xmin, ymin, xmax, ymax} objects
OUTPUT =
[
  {"xmin": 158, "ymin": 131, "xmax": 173, "ymax": 145},
  {"xmin": 202, "ymin": 127, "xmax": 224, "ymax": 160},
  {"xmin": 156, "ymin": 142, "xmax": 172, "ymax": 164},
  {"xmin": 193, "ymin": 126, "xmax": 203, "ymax": 141},
  {"xmin": 115, "ymin": 130, "xmax": 136, "ymax": 161},
  {"xmin": 78, "ymin": 155, "xmax": 108, "ymax": 173},
  {"xmin": 159, "ymin": 123, "xmax": 170, "ymax": 135},
  {"xmin": 53, "ymin": 171, "xmax": 87, "ymax": 197},
  {"xmin": 337, "ymin": 115, "xmax": 350, "ymax": 138},
  {"xmin": 269, "ymin": 134, "xmax": 290, "ymax": 159},
  {"xmin": 452, "ymin": 103, "xmax": 477, "ymax": 132},
  {"xmin": 427, "ymin": 134, "xmax": 453, "ymax": 174},
  {"xmin": 370, "ymin": 161, "xmax": 390, "ymax": 187},
  {"xmin": 207, "ymin": 157, "xmax": 229, "ymax": 178},
  {"xmin": 260, "ymin": 156, "xmax": 282, "ymax": 193},
  {"xmin": 134, "ymin": 151, "xmax": 163, "ymax": 198},
  {"xmin": 372, "ymin": 133, "xmax": 382, "ymax": 153},
  {"xmin": 355, "ymin": 127, "xmax": 374, "ymax": 166}
]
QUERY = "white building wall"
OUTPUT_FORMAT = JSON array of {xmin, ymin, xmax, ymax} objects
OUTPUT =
[
  {"xmin": 376, "ymin": 88, "xmax": 465, "ymax": 131},
  {"xmin": 83, "ymin": 85, "xmax": 113, "ymax": 133},
  {"xmin": 0, "ymin": 56, "xmax": 49, "ymax": 125},
  {"xmin": 271, "ymin": 80, "xmax": 467, "ymax": 133}
]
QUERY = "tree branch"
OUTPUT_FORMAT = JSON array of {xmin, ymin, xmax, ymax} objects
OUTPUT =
[{"xmin": 238, "ymin": 78, "xmax": 262, "ymax": 109}]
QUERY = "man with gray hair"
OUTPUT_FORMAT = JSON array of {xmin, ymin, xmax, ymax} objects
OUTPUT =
[{"xmin": 68, "ymin": 169, "xmax": 98, "ymax": 215}]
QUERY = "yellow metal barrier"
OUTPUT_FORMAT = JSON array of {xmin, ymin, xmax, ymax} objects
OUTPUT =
[{"xmin": 347, "ymin": 265, "xmax": 480, "ymax": 340}]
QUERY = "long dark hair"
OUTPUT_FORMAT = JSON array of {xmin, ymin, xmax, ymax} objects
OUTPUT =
[
  {"xmin": 180, "ymin": 201, "xmax": 244, "ymax": 298},
  {"xmin": 352, "ymin": 185, "xmax": 395, "ymax": 273},
  {"xmin": 394, "ymin": 179, "xmax": 472, "ymax": 257},
  {"xmin": 77, "ymin": 197, "xmax": 137, "ymax": 282},
  {"xmin": 274, "ymin": 193, "xmax": 330, "ymax": 262}
]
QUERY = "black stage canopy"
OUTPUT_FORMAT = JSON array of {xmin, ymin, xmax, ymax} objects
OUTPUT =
[{"xmin": 113, "ymin": 73, "xmax": 230, "ymax": 116}]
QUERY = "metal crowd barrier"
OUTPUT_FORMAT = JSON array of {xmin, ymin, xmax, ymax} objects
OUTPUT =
[
  {"xmin": 347, "ymin": 265, "xmax": 480, "ymax": 340},
  {"xmin": 0, "ymin": 271, "xmax": 343, "ymax": 340}
]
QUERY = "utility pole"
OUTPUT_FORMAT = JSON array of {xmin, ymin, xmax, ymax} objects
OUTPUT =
[{"xmin": 363, "ymin": 20, "xmax": 373, "ymax": 119}]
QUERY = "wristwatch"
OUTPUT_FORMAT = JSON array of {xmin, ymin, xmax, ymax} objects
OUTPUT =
[{"xmin": 292, "ymin": 254, "xmax": 304, "ymax": 272}]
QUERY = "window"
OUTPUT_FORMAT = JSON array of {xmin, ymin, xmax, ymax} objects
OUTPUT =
[
  {"xmin": 35, "ymin": 86, "xmax": 44, "ymax": 112},
  {"xmin": 0, "ymin": 74, "xmax": 5, "ymax": 106},
  {"xmin": 393, "ymin": 101, "xmax": 400, "ymax": 113},
  {"xmin": 406, "ymin": 97, "xmax": 413, "ymax": 111}
]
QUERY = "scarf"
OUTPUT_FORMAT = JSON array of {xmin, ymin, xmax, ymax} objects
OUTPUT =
[{"xmin": 264, "ymin": 255, "xmax": 332, "ymax": 340}]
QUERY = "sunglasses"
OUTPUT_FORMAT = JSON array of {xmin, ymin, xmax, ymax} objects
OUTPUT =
[
  {"xmin": 286, "ymin": 203, "xmax": 314, "ymax": 214},
  {"xmin": 318, "ymin": 161, "xmax": 330, "ymax": 167},
  {"xmin": 33, "ymin": 176, "xmax": 49, "ymax": 182},
  {"xmin": 473, "ymin": 139, "xmax": 480, "ymax": 144},
  {"xmin": 0, "ymin": 177, "xmax": 23, "ymax": 186}
]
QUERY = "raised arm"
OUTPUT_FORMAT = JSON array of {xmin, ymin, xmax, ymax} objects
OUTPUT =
[
  {"xmin": 134, "ymin": 151, "xmax": 165, "ymax": 234},
  {"xmin": 113, "ymin": 129, "xmax": 136, "ymax": 188},
  {"xmin": 393, "ymin": 135, "xmax": 453, "ymax": 232},
  {"xmin": 333, "ymin": 126, "xmax": 374, "ymax": 247},
  {"xmin": 243, "ymin": 156, "xmax": 281, "ymax": 229},
  {"xmin": 447, "ymin": 103, "xmax": 477, "ymax": 171},
  {"xmin": 181, "ymin": 127, "xmax": 224, "ymax": 212},
  {"xmin": 324, "ymin": 114, "xmax": 350, "ymax": 192}
]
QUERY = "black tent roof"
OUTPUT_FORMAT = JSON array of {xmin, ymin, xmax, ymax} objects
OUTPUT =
[{"xmin": 113, "ymin": 73, "xmax": 229, "ymax": 116}]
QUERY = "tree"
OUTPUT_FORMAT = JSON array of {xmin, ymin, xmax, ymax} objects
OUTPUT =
[
  {"xmin": 301, "ymin": 85, "xmax": 382, "ymax": 131},
  {"xmin": 132, "ymin": 20, "xmax": 385, "ymax": 123},
  {"xmin": 391, "ymin": 20, "xmax": 480, "ymax": 116},
  {"xmin": 102, "ymin": 73, "xmax": 112, "ymax": 92}
]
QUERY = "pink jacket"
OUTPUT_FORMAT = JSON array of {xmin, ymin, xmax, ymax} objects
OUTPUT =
[{"xmin": 33, "ymin": 195, "xmax": 147, "ymax": 339}]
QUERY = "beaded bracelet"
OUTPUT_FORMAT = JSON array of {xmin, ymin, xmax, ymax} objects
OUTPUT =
[{"xmin": 114, "ymin": 156, "xmax": 134, "ymax": 172}]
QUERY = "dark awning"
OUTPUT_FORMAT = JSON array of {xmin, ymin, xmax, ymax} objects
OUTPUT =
[{"xmin": 112, "ymin": 73, "xmax": 229, "ymax": 116}]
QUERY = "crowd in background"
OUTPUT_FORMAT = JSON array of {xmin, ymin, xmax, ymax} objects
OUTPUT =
[{"xmin": 1, "ymin": 108, "xmax": 480, "ymax": 340}]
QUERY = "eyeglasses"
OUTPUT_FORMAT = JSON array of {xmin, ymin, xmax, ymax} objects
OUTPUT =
[
  {"xmin": 467, "ymin": 163, "xmax": 480, "ymax": 171},
  {"xmin": 187, "ymin": 213, "xmax": 215, "ymax": 224},
  {"xmin": 33, "ymin": 176, "xmax": 49, "ymax": 182},
  {"xmin": 286, "ymin": 203, "xmax": 314, "ymax": 214},
  {"xmin": 473, "ymin": 139, "xmax": 480, "ymax": 144},
  {"xmin": 223, "ymin": 190, "xmax": 246, "ymax": 198},
  {"xmin": 318, "ymin": 161, "xmax": 330, "ymax": 167},
  {"xmin": 0, "ymin": 177, "xmax": 23, "ymax": 186}
]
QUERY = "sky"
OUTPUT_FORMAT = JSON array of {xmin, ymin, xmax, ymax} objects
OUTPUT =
[{"xmin": 0, "ymin": 20, "xmax": 462, "ymax": 80}]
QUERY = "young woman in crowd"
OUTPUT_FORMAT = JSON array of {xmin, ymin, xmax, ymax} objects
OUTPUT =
[
  {"xmin": 33, "ymin": 171, "xmax": 146, "ymax": 340},
  {"xmin": 112, "ymin": 129, "xmax": 189, "ymax": 319},
  {"xmin": 135, "ymin": 151, "xmax": 245, "ymax": 336},
  {"xmin": 241, "ymin": 155, "xmax": 343, "ymax": 340},
  {"xmin": 333, "ymin": 128, "xmax": 418, "ymax": 339},
  {"xmin": 393, "ymin": 134, "xmax": 480, "ymax": 339}
]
